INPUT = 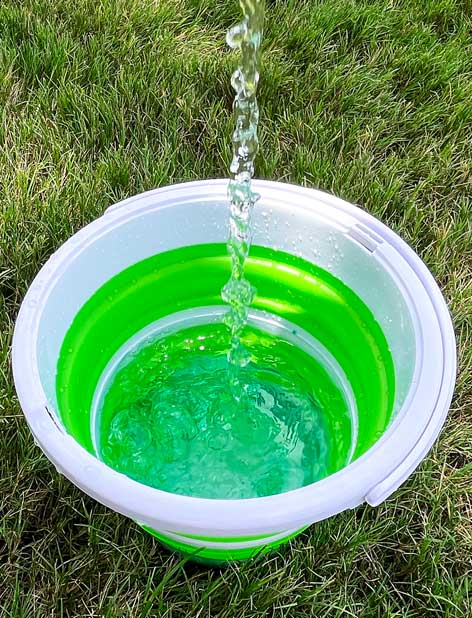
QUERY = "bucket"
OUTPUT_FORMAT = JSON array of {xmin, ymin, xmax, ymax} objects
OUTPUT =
[{"xmin": 12, "ymin": 179, "xmax": 456, "ymax": 563}]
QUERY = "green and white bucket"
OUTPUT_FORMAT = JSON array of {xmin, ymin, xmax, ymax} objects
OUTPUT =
[{"xmin": 13, "ymin": 180, "xmax": 456, "ymax": 563}]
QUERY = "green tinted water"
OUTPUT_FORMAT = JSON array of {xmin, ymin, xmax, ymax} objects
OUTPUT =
[{"xmin": 97, "ymin": 321, "xmax": 352, "ymax": 498}]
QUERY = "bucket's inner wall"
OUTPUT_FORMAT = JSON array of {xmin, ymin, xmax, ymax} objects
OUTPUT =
[
  {"xmin": 35, "ymin": 196, "xmax": 416, "ymax": 421},
  {"xmin": 55, "ymin": 244, "xmax": 395, "ymax": 465}
]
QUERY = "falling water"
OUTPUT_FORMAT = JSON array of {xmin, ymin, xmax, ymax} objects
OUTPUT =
[{"xmin": 221, "ymin": 0, "xmax": 266, "ymax": 375}]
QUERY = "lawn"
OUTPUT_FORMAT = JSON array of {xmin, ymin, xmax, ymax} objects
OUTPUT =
[{"xmin": 0, "ymin": 0, "xmax": 471, "ymax": 615}]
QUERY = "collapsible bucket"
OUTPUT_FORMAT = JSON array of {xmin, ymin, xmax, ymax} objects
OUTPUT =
[{"xmin": 13, "ymin": 180, "xmax": 456, "ymax": 563}]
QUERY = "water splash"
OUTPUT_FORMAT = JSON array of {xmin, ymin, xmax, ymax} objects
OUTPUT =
[{"xmin": 222, "ymin": 0, "xmax": 266, "ymax": 377}]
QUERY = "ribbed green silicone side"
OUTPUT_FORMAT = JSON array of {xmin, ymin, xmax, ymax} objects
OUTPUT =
[{"xmin": 140, "ymin": 525, "xmax": 308, "ymax": 565}]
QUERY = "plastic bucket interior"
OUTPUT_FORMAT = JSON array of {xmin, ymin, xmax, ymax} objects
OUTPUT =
[{"xmin": 12, "ymin": 179, "xmax": 456, "ymax": 563}]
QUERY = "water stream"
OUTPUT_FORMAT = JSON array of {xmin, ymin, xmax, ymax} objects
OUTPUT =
[{"xmin": 221, "ymin": 0, "xmax": 266, "ymax": 377}]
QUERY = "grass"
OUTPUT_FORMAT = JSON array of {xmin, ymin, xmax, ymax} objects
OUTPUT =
[{"xmin": 0, "ymin": 0, "xmax": 471, "ymax": 615}]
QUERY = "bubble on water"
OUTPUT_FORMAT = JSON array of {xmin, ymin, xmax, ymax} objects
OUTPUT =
[
  {"xmin": 207, "ymin": 426, "xmax": 230, "ymax": 451},
  {"xmin": 153, "ymin": 405, "xmax": 198, "ymax": 442},
  {"xmin": 102, "ymin": 445, "xmax": 113, "ymax": 458},
  {"xmin": 154, "ymin": 468, "xmax": 168, "ymax": 485},
  {"xmin": 109, "ymin": 409, "xmax": 151, "ymax": 452}
]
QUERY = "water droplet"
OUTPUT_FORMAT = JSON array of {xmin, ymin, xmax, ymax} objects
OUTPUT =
[
  {"xmin": 226, "ymin": 22, "xmax": 248, "ymax": 49},
  {"xmin": 39, "ymin": 419, "xmax": 52, "ymax": 433}
]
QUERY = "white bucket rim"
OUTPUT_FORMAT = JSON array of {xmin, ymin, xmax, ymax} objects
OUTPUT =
[{"xmin": 12, "ymin": 179, "xmax": 456, "ymax": 536}]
